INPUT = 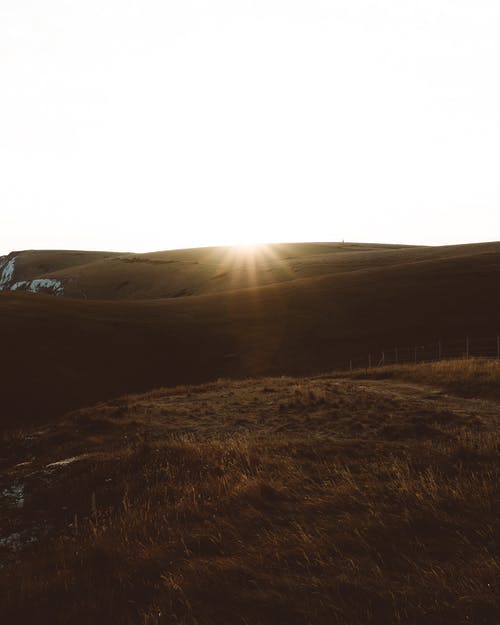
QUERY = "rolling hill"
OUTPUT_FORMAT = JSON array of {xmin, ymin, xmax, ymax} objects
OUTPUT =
[
  {"xmin": 1, "ymin": 243, "xmax": 419, "ymax": 299},
  {"xmin": 2, "ymin": 241, "xmax": 500, "ymax": 424}
]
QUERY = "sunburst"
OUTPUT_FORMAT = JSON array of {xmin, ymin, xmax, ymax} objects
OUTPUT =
[{"xmin": 204, "ymin": 243, "xmax": 295, "ymax": 292}]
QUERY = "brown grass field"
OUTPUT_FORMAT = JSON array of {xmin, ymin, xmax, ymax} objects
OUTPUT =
[
  {"xmin": 1, "ymin": 242, "xmax": 500, "ymax": 623},
  {"xmin": 0, "ymin": 360, "xmax": 499, "ymax": 624}
]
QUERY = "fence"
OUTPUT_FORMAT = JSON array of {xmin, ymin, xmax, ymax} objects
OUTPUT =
[{"xmin": 346, "ymin": 335, "xmax": 500, "ymax": 372}]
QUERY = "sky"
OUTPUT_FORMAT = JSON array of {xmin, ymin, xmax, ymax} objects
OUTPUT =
[{"xmin": 1, "ymin": 0, "xmax": 499, "ymax": 255}]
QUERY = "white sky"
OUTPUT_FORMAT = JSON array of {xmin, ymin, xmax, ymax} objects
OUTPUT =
[{"xmin": 1, "ymin": 1, "xmax": 499, "ymax": 254}]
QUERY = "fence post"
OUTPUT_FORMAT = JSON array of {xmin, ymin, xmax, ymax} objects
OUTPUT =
[{"xmin": 348, "ymin": 335, "xmax": 500, "ymax": 372}]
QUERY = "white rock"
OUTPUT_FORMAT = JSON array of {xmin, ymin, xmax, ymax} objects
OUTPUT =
[
  {"xmin": 28, "ymin": 278, "xmax": 64, "ymax": 295},
  {"xmin": 0, "ymin": 256, "xmax": 16, "ymax": 288},
  {"xmin": 10, "ymin": 280, "xmax": 28, "ymax": 291},
  {"xmin": 10, "ymin": 278, "xmax": 64, "ymax": 296}
]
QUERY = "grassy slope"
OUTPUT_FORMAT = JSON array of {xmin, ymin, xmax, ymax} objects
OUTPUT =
[
  {"xmin": 1, "ymin": 364, "xmax": 498, "ymax": 625},
  {"xmin": 349, "ymin": 358, "xmax": 500, "ymax": 401},
  {"xmin": 6, "ymin": 241, "xmax": 500, "ymax": 301},
  {"xmin": 3, "ymin": 243, "xmax": 417, "ymax": 300},
  {"xmin": 3, "ymin": 242, "xmax": 500, "ymax": 423}
]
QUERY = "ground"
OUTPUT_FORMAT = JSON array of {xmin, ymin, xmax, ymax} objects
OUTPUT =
[{"xmin": 1, "ymin": 365, "xmax": 498, "ymax": 625}]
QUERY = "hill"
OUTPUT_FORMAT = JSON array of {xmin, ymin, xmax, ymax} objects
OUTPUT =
[
  {"xmin": 1, "ymin": 362, "xmax": 498, "ymax": 624},
  {"xmin": 3, "ymin": 241, "xmax": 500, "ymax": 423},
  {"xmin": 3, "ymin": 241, "xmax": 500, "ymax": 302},
  {"xmin": 1, "ymin": 243, "xmax": 420, "ymax": 300}
]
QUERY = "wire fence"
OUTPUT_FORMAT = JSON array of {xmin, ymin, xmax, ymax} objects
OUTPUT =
[{"xmin": 346, "ymin": 335, "xmax": 500, "ymax": 372}]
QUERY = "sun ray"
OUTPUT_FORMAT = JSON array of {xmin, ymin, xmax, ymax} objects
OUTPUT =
[{"xmin": 202, "ymin": 243, "xmax": 296, "ymax": 294}]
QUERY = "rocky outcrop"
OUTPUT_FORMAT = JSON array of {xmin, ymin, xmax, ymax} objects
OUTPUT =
[{"xmin": 0, "ymin": 254, "xmax": 64, "ymax": 296}]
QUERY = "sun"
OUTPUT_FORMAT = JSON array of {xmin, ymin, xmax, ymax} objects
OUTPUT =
[
  {"xmin": 201, "ymin": 240, "xmax": 295, "ymax": 291},
  {"xmin": 232, "ymin": 242, "xmax": 266, "ymax": 254}
]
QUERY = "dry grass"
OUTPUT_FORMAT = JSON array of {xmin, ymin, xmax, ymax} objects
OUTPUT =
[
  {"xmin": 1, "ymin": 434, "xmax": 498, "ymax": 625},
  {"xmin": 1, "ymin": 367, "xmax": 499, "ymax": 625},
  {"xmin": 349, "ymin": 357, "xmax": 500, "ymax": 400}
]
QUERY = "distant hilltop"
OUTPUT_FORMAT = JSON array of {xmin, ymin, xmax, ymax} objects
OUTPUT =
[{"xmin": 0, "ymin": 242, "xmax": 419, "ymax": 301}]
